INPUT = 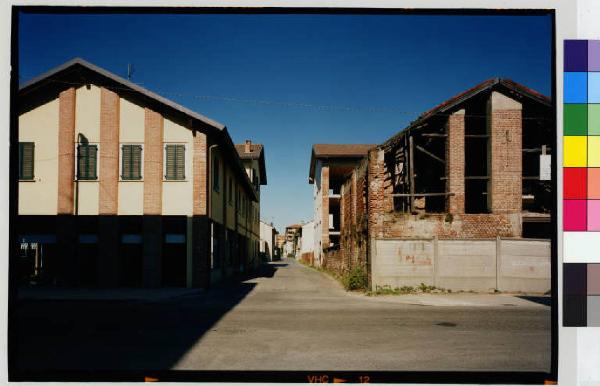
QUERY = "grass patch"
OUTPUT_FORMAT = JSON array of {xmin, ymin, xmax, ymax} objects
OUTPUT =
[{"xmin": 366, "ymin": 283, "xmax": 451, "ymax": 296}]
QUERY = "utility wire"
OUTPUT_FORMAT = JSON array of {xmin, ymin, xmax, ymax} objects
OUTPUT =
[{"xmin": 35, "ymin": 79, "xmax": 553, "ymax": 121}]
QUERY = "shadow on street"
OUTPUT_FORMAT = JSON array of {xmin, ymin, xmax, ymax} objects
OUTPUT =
[
  {"xmin": 11, "ymin": 262, "xmax": 285, "ymax": 377},
  {"xmin": 517, "ymin": 296, "xmax": 552, "ymax": 307}
]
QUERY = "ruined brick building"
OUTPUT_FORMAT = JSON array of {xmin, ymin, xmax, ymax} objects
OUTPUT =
[{"xmin": 313, "ymin": 78, "xmax": 553, "ymax": 292}]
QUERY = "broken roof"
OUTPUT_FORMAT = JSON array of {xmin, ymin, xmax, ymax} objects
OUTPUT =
[
  {"xmin": 18, "ymin": 57, "xmax": 259, "ymax": 201},
  {"xmin": 235, "ymin": 143, "xmax": 267, "ymax": 185},
  {"xmin": 309, "ymin": 144, "xmax": 377, "ymax": 182},
  {"xmin": 382, "ymin": 77, "xmax": 552, "ymax": 149}
]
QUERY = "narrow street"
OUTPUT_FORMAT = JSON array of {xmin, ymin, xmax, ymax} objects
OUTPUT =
[{"xmin": 15, "ymin": 258, "xmax": 551, "ymax": 373}]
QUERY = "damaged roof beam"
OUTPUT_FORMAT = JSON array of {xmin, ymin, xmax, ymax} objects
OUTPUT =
[{"xmin": 415, "ymin": 144, "xmax": 445, "ymax": 164}]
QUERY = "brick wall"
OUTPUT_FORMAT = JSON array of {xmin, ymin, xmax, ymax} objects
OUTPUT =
[
  {"xmin": 376, "ymin": 212, "xmax": 521, "ymax": 239},
  {"xmin": 193, "ymin": 131, "xmax": 207, "ymax": 215},
  {"xmin": 446, "ymin": 109, "xmax": 465, "ymax": 214},
  {"xmin": 339, "ymin": 160, "xmax": 369, "ymax": 276},
  {"xmin": 99, "ymin": 87, "xmax": 120, "ymax": 215},
  {"xmin": 57, "ymin": 87, "xmax": 76, "ymax": 214},
  {"xmin": 367, "ymin": 148, "xmax": 394, "ymax": 239},
  {"xmin": 489, "ymin": 92, "xmax": 522, "ymax": 214},
  {"xmin": 323, "ymin": 248, "xmax": 343, "ymax": 275},
  {"xmin": 143, "ymin": 108, "xmax": 164, "ymax": 215}
]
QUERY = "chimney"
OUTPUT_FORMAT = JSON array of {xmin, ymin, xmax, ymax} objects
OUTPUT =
[{"xmin": 245, "ymin": 140, "xmax": 252, "ymax": 153}]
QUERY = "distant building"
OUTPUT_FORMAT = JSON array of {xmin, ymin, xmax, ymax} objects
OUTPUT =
[
  {"xmin": 16, "ymin": 58, "xmax": 265, "ymax": 289},
  {"xmin": 259, "ymin": 221, "xmax": 277, "ymax": 261},
  {"xmin": 275, "ymin": 234, "xmax": 286, "ymax": 255},
  {"xmin": 308, "ymin": 144, "xmax": 376, "ymax": 266},
  {"xmin": 284, "ymin": 224, "xmax": 302, "ymax": 258}
]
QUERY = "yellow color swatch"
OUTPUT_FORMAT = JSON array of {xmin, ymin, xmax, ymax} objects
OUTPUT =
[
  {"xmin": 588, "ymin": 136, "xmax": 600, "ymax": 167},
  {"xmin": 564, "ymin": 136, "xmax": 588, "ymax": 167}
]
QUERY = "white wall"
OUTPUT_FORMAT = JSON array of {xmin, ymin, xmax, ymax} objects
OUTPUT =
[
  {"xmin": 260, "ymin": 221, "xmax": 275, "ymax": 260},
  {"xmin": 301, "ymin": 221, "xmax": 315, "ymax": 254}
]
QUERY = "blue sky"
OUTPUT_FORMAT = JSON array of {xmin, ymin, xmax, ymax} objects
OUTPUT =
[{"xmin": 18, "ymin": 12, "xmax": 552, "ymax": 232}]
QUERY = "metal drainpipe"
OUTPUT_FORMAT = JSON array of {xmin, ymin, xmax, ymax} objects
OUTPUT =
[
  {"xmin": 74, "ymin": 133, "xmax": 85, "ymax": 216},
  {"xmin": 207, "ymin": 144, "xmax": 219, "ymax": 270}
]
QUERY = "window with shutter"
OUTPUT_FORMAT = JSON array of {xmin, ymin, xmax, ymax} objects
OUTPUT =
[
  {"xmin": 165, "ymin": 144, "xmax": 185, "ymax": 180},
  {"xmin": 121, "ymin": 144, "xmax": 142, "ymax": 180},
  {"xmin": 19, "ymin": 142, "xmax": 35, "ymax": 180},
  {"xmin": 77, "ymin": 144, "xmax": 98, "ymax": 180}
]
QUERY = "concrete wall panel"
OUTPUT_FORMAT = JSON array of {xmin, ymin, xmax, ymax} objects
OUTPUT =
[
  {"xmin": 373, "ymin": 239, "xmax": 434, "ymax": 288},
  {"xmin": 372, "ymin": 238, "xmax": 550, "ymax": 293}
]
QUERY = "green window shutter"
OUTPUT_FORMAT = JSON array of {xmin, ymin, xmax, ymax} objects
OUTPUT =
[
  {"xmin": 132, "ymin": 145, "xmax": 142, "ymax": 180},
  {"xmin": 122, "ymin": 145, "xmax": 132, "ymax": 179},
  {"xmin": 165, "ymin": 145, "xmax": 176, "ymax": 180},
  {"xmin": 165, "ymin": 144, "xmax": 184, "ymax": 180},
  {"xmin": 89, "ymin": 145, "xmax": 97, "ymax": 179},
  {"xmin": 121, "ymin": 145, "xmax": 142, "ymax": 180},
  {"xmin": 19, "ymin": 142, "xmax": 34, "ymax": 180},
  {"xmin": 77, "ymin": 144, "xmax": 86, "ymax": 179},
  {"xmin": 77, "ymin": 144, "xmax": 98, "ymax": 180},
  {"xmin": 175, "ymin": 145, "xmax": 185, "ymax": 180}
]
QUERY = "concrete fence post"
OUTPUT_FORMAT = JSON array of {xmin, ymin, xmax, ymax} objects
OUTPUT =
[
  {"xmin": 495, "ymin": 236, "xmax": 501, "ymax": 291},
  {"xmin": 433, "ymin": 236, "xmax": 438, "ymax": 287}
]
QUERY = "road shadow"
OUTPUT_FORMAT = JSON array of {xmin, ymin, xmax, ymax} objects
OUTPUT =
[
  {"xmin": 517, "ymin": 296, "xmax": 552, "ymax": 307},
  {"xmin": 10, "ymin": 262, "xmax": 287, "ymax": 379}
]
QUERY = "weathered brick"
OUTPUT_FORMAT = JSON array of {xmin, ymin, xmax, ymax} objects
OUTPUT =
[
  {"xmin": 447, "ymin": 109, "xmax": 465, "ymax": 214},
  {"xmin": 143, "ymin": 108, "xmax": 163, "ymax": 215},
  {"xmin": 99, "ymin": 87, "xmax": 120, "ymax": 215},
  {"xmin": 57, "ymin": 87, "xmax": 76, "ymax": 214},
  {"xmin": 193, "ymin": 131, "xmax": 207, "ymax": 215}
]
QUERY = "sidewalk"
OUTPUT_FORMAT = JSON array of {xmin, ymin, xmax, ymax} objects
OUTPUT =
[
  {"xmin": 17, "ymin": 286, "xmax": 203, "ymax": 302},
  {"xmin": 351, "ymin": 292, "xmax": 551, "ymax": 308}
]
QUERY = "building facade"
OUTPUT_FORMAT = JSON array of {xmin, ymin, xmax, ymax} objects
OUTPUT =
[
  {"xmin": 16, "ymin": 58, "xmax": 265, "ymax": 289},
  {"xmin": 308, "ymin": 144, "xmax": 376, "ymax": 266},
  {"xmin": 310, "ymin": 78, "xmax": 553, "ymax": 292}
]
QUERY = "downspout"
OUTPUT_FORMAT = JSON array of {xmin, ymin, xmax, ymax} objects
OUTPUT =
[
  {"xmin": 207, "ymin": 143, "xmax": 218, "ymax": 280},
  {"xmin": 74, "ymin": 133, "xmax": 85, "ymax": 216}
]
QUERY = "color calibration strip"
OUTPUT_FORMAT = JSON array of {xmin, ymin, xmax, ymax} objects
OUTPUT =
[
  {"xmin": 563, "ymin": 40, "xmax": 600, "ymax": 326},
  {"xmin": 563, "ymin": 40, "xmax": 600, "ymax": 263},
  {"xmin": 564, "ymin": 264, "xmax": 600, "ymax": 326}
]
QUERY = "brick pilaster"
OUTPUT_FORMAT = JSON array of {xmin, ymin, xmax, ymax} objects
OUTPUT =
[
  {"xmin": 193, "ymin": 131, "xmax": 207, "ymax": 216},
  {"xmin": 57, "ymin": 87, "xmax": 76, "ymax": 214},
  {"xmin": 446, "ymin": 109, "xmax": 465, "ymax": 214},
  {"xmin": 143, "ymin": 109, "xmax": 163, "ymax": 215},
  {"xmin": 367, "ymin": 148, "xmax": 390, "ymax": 238},
  {"xmin": 488, "ymin": 91, "xmax": 522, "ymax": 214},
  {"xmin": 99, "ymin": 87, "xmax": 120, "ymax": 215}
]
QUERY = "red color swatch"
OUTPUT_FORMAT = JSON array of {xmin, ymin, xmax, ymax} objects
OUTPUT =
[{"xmin": 564, "ymin": 168, "xmax": 588, "ymax": 199}]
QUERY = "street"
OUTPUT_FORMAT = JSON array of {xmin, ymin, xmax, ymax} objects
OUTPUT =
[{"xmin": 14, "ymin": 258, "xmax": 551, "ymax": 373}]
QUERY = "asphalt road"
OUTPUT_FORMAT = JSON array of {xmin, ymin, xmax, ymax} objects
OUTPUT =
[{"xmin": 13, "ymin": 258, "xmax": 551, "ymax": 373}]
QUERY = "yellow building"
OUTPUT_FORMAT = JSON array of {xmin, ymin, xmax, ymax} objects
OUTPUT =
[{"xmin": 16, "ymin": 58, "xmax": 266, "ymax": 288}]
